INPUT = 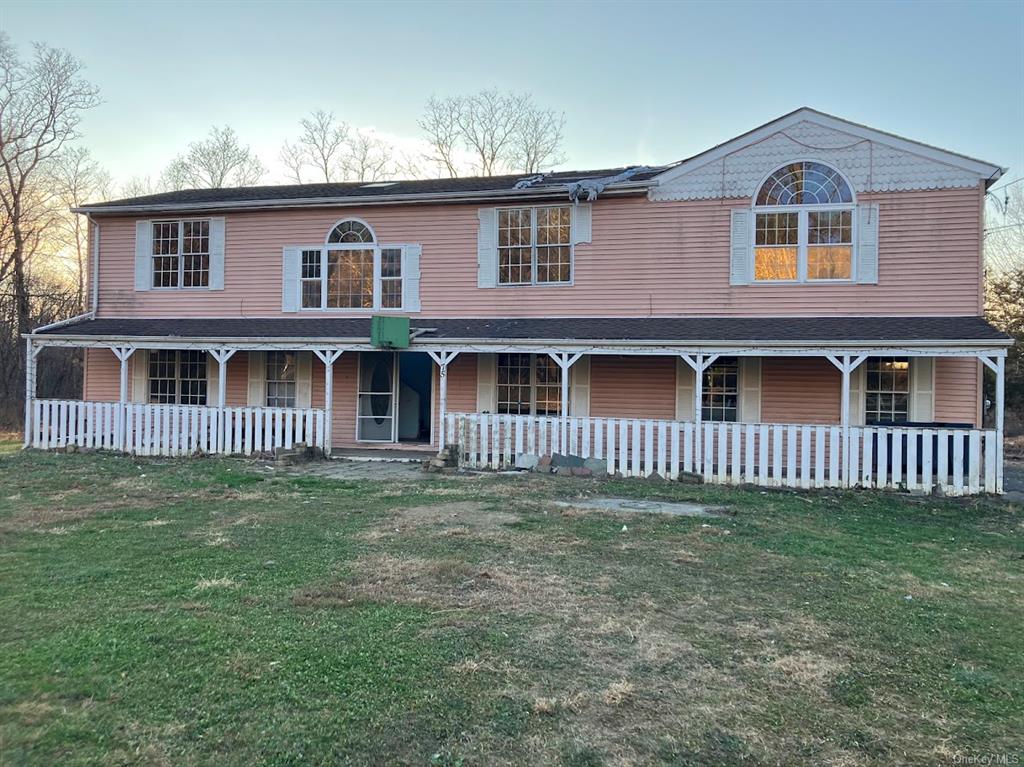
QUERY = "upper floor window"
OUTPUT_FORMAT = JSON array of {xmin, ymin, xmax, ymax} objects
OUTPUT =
[
  {"xmin": 152, "ymin": 220, "xmax": 209, "ymax": 288},
  {"xmin": 498, "ymin": 206, "xmax": 572, "ymax": 285},
  {"xmin": 328, "ymin": 219, "xmax": 374, "ymax": 243},
  {"xmin": 149, "ymin": 350, "xmax": 207, "ymax": 405},
  {"xmin": 299, "ymin": 219, "xmax": 405, "ymax": 310},
  {"xmin": 753, "ymin": 162, "xmax": 854, "ymax": 283}
]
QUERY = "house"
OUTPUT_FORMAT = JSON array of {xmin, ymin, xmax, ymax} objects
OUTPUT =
[{"xmin": 25, "ymin": 108, "xmax": 1013, "ymax": 494}]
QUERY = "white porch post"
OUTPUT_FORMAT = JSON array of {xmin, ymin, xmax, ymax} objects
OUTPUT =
[
  {"xmin": 681, "ymin": 353, "xmax": 718, "ymax": 467},
  {"xmin": 23, "ymin": 338, "xmax": 41, "ymax": 448},
  {"xmin": 996, "ymin": 355, "xmax": 1005, "ymax": 493},
  {"xmin": 111, "ymin": 346, "xmax": 136, "ymax": 452},
  {"xmin": 427, "ymin": 350, "xmax": 460, "ymax": 451},
  {"xmin": 827, "ymin": 353, "xmax": 867, "ymax": 488},
  {"xmin": 313, "ymin": 349, "xmax": 344, "ymax": 456},
  {"xmin": 209, "ymin": 348, "xmax": 237, "ymax": 453},
  {"xmin": 548, "ymin": 351, "xmax": 583, "ymax": 454}
]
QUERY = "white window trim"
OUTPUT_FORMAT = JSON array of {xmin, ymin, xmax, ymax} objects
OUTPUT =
[
  {"xmin": 296, "ymin": 242, "xmax": 406, "ymax": 313},
  {"xmin": 150, "ymin": 218, "xmax": 212, "ymax": 291},
  {"xmin": 495, "ymin": 205, "xmax": 574, "ymax": 287}
]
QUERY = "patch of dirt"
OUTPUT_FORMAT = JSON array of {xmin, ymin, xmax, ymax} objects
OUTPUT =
[
  {"xmin": 362, "ymin": 501, "xmax": 522, "ymax": 542},
  {"xmin": 765, "ymin": 651, "xmax": 848, "ymax": 696}
]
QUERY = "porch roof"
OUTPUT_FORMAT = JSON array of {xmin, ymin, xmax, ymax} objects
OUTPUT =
[{"xmin": 31, "ymin": 315, "xmax": 1011, "ymax": 349}]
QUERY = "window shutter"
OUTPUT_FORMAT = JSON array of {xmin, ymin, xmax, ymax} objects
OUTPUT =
[
  {"xmin": 738, "ymin": 357, "xmax": 762, "ymax": 423},
  {"xmin": 856, "ymin": 203, "xmax": 879, "ymax": 284},
  {"xmin": 247, "ymin": 351, "xmax": 266, "ymax": 406},
  {"xmin": 849, "ymin": 363, "xmax": 866, "ymax": 426},
  {"xmin": 131, "ymin": 350, "xmax": 149, "ymax": 403},
  {"xmin": 402, "ymin": 244, "xmax": 422, "ymax": 312},
  {"xmin": 135, "ymin": 220, "xmax": 153, "ymax": 291},
  {"xmin": 675, "ymin": 358, "xmax": 695, "ymax": 421},
  {"xmin": 296, "ymin": 351, "xmax": 312, "ymax": 408},
  {"xmin": 729, "ymin": 209, "xmax": 751, "ymax": 285},
  {"xmin": 207, "ymin": 352, "xmax": 220, "ymax": 406},
  {"xmin": 909, "ymin": 357, "xmax": 934, "ymax": 422},
  {"xmin": 570, "ymin": 356, "xmax": 590, "ymax": 417},
  {"xmin": 571, "ymin": 203, "xmax": 592, "ymax": 244},
  {"xmin": 476, "ymin": 353, "xmax": 496, "ymax": 413},
  {"xmin": 477, "ymin": 208, "xmax": 498, "ymax": 288},
  {"xmin": 208, "ymin": 217, "xmax": 226, "ymax": 290},
  {"xmin": 282, "ymin": 247, "xmax": 301, "ymax": 313}
]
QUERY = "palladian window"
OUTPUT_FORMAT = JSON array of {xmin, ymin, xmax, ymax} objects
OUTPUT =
[
  {"xmin": 753, "ymin": 162, "xmax": 854, "ymax": 282},
  {"xmin": 299, "ymin": 219, "xmax": 404, "ymax": 310}
]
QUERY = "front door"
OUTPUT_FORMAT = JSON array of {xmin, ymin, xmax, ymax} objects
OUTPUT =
[{"xmin": 357, "ymin": 351, "xmax": 396, "ymax": 441}]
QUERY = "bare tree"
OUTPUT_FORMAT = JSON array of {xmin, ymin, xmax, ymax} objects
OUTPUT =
[
  {"xmin": 418, "ymin": 89, "xmax": 566, "ymax": 177},
  {"xmin": 52, "ymin": 147, "xmax": 112, "ymax": 309},
  {"xmin": 342, "ymin": 130, "xmax": 392, "ymax": 182},
  {"xmin": 280, "ymin": 110, "xmax": 350, "ymax": 183},
  {"xmin": 0, "ymin": 33, "xmax": 99, "ymax": 343},
  {"xmin": 986, "ymin": 184, "xmax": 1024, "ymax": 274},
  {"xmin": 120, "ymin": 175, "xmax": 156, "ymax": 198},
  {"xmin": 161, "ymin": 126, "xmax": 266, "ymax": 189}
]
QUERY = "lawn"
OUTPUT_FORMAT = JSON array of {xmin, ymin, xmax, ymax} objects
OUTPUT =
[{"xmin": 0, "ymin": 439, "xmax": 1021, "ymax": 766}]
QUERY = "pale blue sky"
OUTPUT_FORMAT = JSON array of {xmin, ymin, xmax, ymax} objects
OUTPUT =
[{"xmin": 2, "ymin": 0, "xmax": 1022, "ymax": 188}]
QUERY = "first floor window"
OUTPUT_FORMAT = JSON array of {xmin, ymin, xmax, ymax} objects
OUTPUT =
[
  {"xmin": 266, "ymin": 352, "xmax": 297, "ymax": 408},
  {"xmin": 702, "ymin": 357, "xmax": 738, "ymax": 422},
  {"xmin": 149, "ymin": 350, "xmax": 207, "ymax": 405},
  {"xmin": 498, "ymin": 206, "xmax": 572, "ymax": 285},
  {"xmin": 865, "ymin": 357, "xmax": 909, "ymax": 424},
  {"xmin": 497, "ymin": 354, "xmax": 562, "ymax": 416},
  {"xmin": 152, "ymin": 219, "xmax": 210, "ymax": 288}
]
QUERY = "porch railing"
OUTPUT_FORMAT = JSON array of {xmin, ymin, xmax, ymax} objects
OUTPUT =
[
  {"xmin": 445, "ymin": 413, "xmax": 1001, "ymax": 496},
  {"xmin": 28, "ymin": 399, "xmax": 326, "ymax": 457}
]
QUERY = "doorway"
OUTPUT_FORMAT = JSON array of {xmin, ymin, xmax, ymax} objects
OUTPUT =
[{"xmin": 356, "ymin": 351, "xmax": 433, "ymax": 443}]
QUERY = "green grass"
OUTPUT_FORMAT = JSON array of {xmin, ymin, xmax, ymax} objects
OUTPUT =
[{"xmin": 0, "ymin": 441, "xmax": 1021, "ymax": 765}]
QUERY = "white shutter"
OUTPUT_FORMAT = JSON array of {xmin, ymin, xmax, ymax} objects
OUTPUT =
[
  {"xmin": 282, "ymin": 247, "xmax": 302, "ymax": 312},
  {"xmin": 207, "ymin": 352, "xmax": 220, "ymax": 406},
  {"xmin": 738, "ymin": 357, "xmax": 762, "ymax": 423},
  {"xmin": 729, "ymin": 209, "xmax": 751, "ymax": 285},
  {"xmin": 208, "ymin": 217, "xmax": 226, "ymax": 290},
  {"xmin": 909, "ymin": 357, "xmax": 934, "ymax": 422},
  {"xmin": 134, "ymin": 220, "xmax": 152, "ymax": 291},
  {"xmin": 571, "ymin": 203, "xmax": 592, "ymax": 244},
  {"xmin": 570, "ymin": 356, "xmax": 590, "ymax": 417},
  {"xmin": 402, "ymin": 244, "xmax": 422, "ymax": 312},
  {"xmin": 247, "ymin": 352, "xmax": 266, "ymax": 406},
  {"xmin": 849, "ymin": 362, "xmax": 866, "ymax": 426},
  {"xmin": 856, "ymin": 203, "xmax": 879, "ymax": 284},
  {"xmin": 296, "ymin": 352, "xmax": 312, "ymax": 408},
  {"xmin": 675, "ymin": 358, "xmax": 695, "ymax": 421},
  {"xmin": 477, "ymin": 208, "xmax": 498, "ymax": 288},
  {"xmin": 131, "ymin": 350, "xmax": 149, "ymax": 403},
  {"xmin": 476, "ymin": 353, "xmax": 496, "ymax": 413}
]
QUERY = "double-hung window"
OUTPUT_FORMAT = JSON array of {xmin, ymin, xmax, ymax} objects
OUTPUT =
[
  {"xmin": 265, "ymin": 352, "xmax": 297, "ymax": 408},
  {"xmin": 701, "ymin": 357, "xmax": 738, "ymax": 422},
  {"xmin": 752, "ymin": 162, "xmax": 854, "ymax": 282},
  {"xmin": 149, "ymin": 350, "xmax": 207, "ymax": 405},
  {"xmin": 299, "ymin": 220, "xmax": 405, "ymax": 310},
  {"xmin": 496, "ymin": 353, "xmax": 562, "ymax": 415},
  {"xmin": 865, "ymin": 357, "xmax": 910, "ymax": 424},
  {"xmin": 152, "ymin": 220, "xmax": 210, "ymax": 288},
  {"xmin": 498, "ymin": 206, "xmax": 572, "ymax": 285}
]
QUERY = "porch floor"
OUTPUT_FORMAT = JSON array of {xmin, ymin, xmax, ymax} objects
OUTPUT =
[{"xmin": 331, "ymin": 447, "xmax": 435, "ymax": 463}]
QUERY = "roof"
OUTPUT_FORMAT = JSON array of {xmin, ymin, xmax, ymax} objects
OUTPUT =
[
  {"xmin": 75, "ymin": 167, "xmax": 666, "ymax": 215},
  {"xmin": 32, "ymin": 315, "xmax": 1012, "ymax": 346}
]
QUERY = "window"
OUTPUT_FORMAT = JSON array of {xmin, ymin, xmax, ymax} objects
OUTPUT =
[
  {"xmin": 151, "ymin": 220, "xmax": 210, "ymax": 288},
  {"xmin": 702, "ymin": 357, "xmax": 738, "ymax": 422},
  {"xmin": 498, "ymin": 206, "xmax": 571, "ymax": 285},
  {"xmin": 753, "ymin": 162, "xmax": 853, "ymax": 283},
  {"xmin": 865, "ymin": 357, "xmax": 909, "ymax": 424},
  {"xmin": 300, "ymin": 220, "xmax": 405, "ymax": 310},
  {"xmin": 496, "ymin": 354, "xmax": 562, "ymax": 416},
  {"xmin": 265, "ymin": 352, "xmax": 297, "ymax": 408},
  {"xmin": 149, "ymin": 350, "xmax": 207, "ymax": 405}
]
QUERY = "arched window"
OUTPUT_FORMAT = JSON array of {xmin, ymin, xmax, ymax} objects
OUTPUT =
[
  {"xmin": 753, "ymin": 161, "xmax": 854, "ymax": 282},
  {"xmin": 327, "ymin": 219, "xmax": 375, "ymax": 244}
]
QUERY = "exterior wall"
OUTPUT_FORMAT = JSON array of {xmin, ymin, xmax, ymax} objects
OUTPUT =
[
  {"xmin": 761, "ymin": 358, "xmax": 841, "ymax": 424},
  {"xmin": 589, "ymin": 356, "xmax": 677, "ymax": 420},
  {"xmin": 935, "ymin": 357, "xmax": 982, "ymax": 426},
  {"xmin": 92, "ymin": 186, "xmax": 983, "ymax": 319}
]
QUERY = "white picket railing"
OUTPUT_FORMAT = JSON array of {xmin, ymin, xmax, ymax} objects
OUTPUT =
[
  {"xmin": 28, "ymin": 399, "xmax": 326, "ymax": 457},
  {"xmin": 445, "ymin": 413, "xmax": 1001, "ymax": 496}
]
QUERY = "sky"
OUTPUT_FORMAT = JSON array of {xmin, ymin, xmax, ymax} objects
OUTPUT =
[{"xmin": 2, "ymin": 0, "xmax": 1023, "ymax": 192}]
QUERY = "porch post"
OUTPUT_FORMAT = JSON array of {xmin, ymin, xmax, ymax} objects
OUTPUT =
[
  {"xmin": 548, "ymin": 351, "xmax": 583, "ymax": 454},
  {"xmin": 209, "ymin": 348, "xmax": 237, "ymax": 453},
  {"xmin": 996, "ymin": 355, "xmax": 1005, "ymax": 493},
  {"xmin": 111, "ymin": 346, "xmax": 136, "ymax": 452},
  {"xmin": 681, "ymin": 353, "xmax": 718, "ymax": 468},
  {"xmin": 427, "ymin": 350, "xmax": 460, "ymax": 451},
  {"xmin": 313, "ymin": 349, "xmax": 344, "ymax": 456},
  {"xmin": 23, "ymin": 338, "xmax": 39, "ymax": 448},
  {"xmin": 826, "ymin": 353, "xmax": 866, "ymax": 489}
]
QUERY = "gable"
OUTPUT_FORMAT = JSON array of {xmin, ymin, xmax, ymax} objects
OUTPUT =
[{"xmin": 650, "ymin": 110, "xmax": 1002, "ymax": 202}]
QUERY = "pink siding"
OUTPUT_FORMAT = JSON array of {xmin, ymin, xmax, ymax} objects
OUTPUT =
[
  {"xmin": 590, "ymin": 356, "xmax": 677, "ymax": 420},
  {"xmin": 83, "ymin": 348, "xmax": 118, "ymax": 401},
  {"xmin": 935, "ymin": 357, "xmax": 981, "ymax": 425},
  {"xmin": 761, "ymin": 358, "xmax": 841, "ymax": 425},
  {"xmin": 93, "ymin": 187, "xmax": 983, "ymax": 319}
]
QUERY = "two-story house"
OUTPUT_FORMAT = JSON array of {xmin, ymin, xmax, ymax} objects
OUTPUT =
[{"xmin": 25, "ymin": 108, "xmax": 1012, "ymax": 494}]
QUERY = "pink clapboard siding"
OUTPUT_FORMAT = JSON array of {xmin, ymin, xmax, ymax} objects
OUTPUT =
[
  {"xmin": 761, "ymin": 358, "xmax": 841, "ymax": 424},
  {"xmin": 935, "ymin": 357, "xmax": 982, "ymax": 425},
  {"xmin": 589, "ymin": 356, "xmax": 677, "ymax": 420},
  {"xmin": 92, "ymin": 186, "xmax": 983, "ymax": 319}
]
